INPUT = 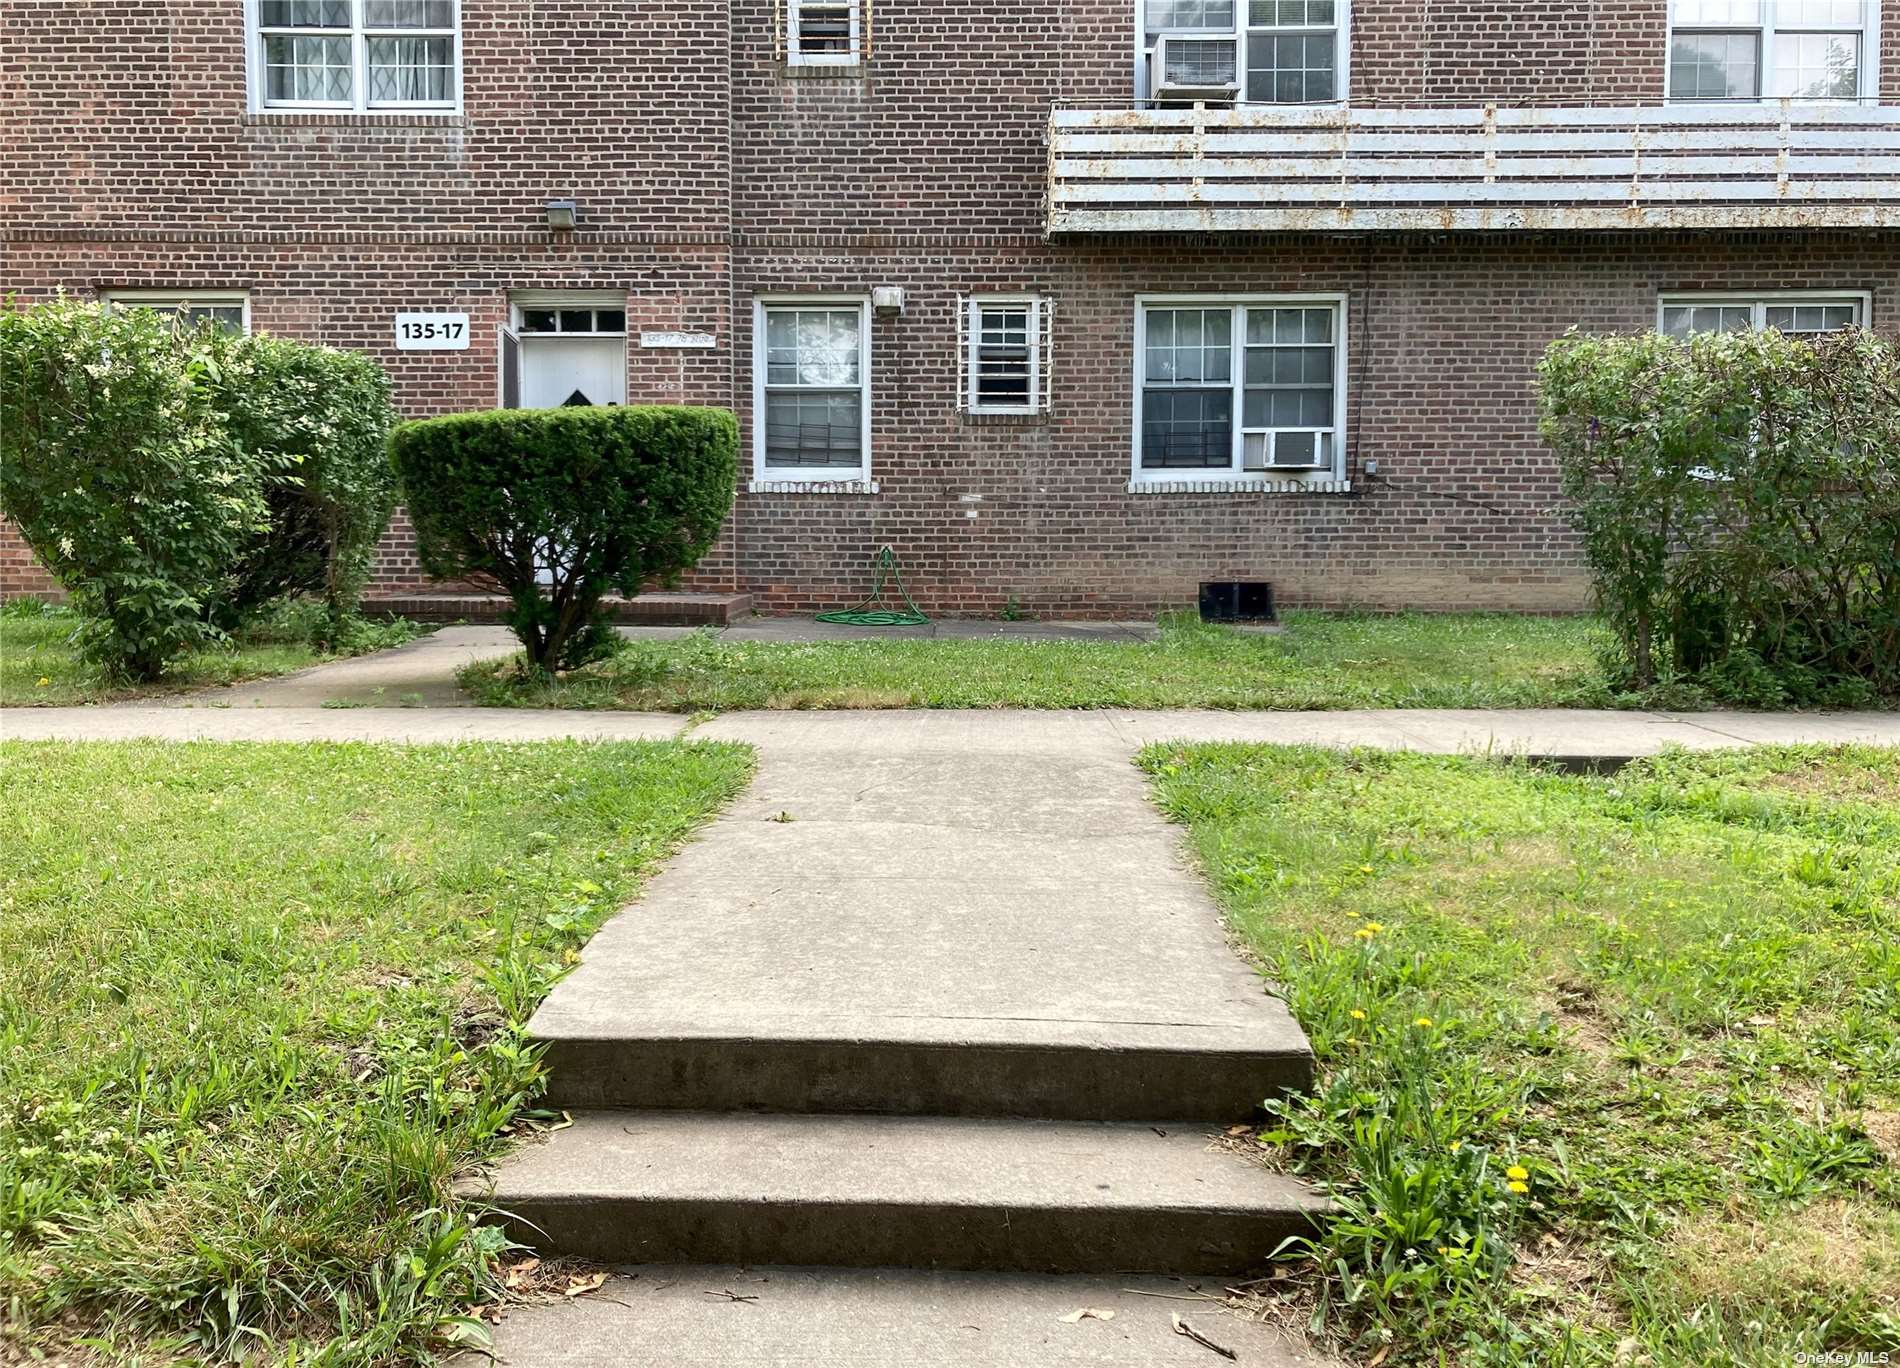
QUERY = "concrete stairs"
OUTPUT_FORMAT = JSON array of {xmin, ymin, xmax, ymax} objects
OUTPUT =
[{"xmin": 466, "ymin": 726, "xmax": 1328, "ymax": 1362}]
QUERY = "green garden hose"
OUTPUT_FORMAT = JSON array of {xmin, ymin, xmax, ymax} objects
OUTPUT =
[{"xmin": 815, "ymin": 545, "xmax": 930, "ymax": 627}]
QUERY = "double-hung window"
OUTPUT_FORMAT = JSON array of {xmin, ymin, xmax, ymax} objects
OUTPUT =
[
  {"xmin": 1136, "ymin": 297, "xmax": 1347, "ymax": 483},
  {"xmin": 787, "ymin": 0, "xmax": 862, "ymax": 65},
  {"xmin": 962, "ymin": 298, "xmax": 1051, "ymax": 415},
  {"xmin": 249, "ymin": 1, "xmax": 460, "ymax": 113},
  {"xmin": 1668, "ymin": 1, "xmax": 1874, "ymax": 101},
  {"xmin": 1142, "ymin": 0, "xmax": 1345, "ymax": 103},
  {"xmin": 755, "ymin": 299, "xmax": 873, "ymax": 485},
  {"xmin": 1660, "ymin": 291, "xmax": 1869, "ymax": 336},
  {"xmin": 102, "ymin": 291, "xmax": 251, "ymax": 335}
]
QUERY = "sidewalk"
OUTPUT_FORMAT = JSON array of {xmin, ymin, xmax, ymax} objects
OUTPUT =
[{"xmin": 6, "ymin": 703, "xmax": 1898, "ymax": 759}]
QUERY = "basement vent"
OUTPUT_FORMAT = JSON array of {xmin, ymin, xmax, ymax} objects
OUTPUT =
[{"xmin": 1199, "ymin": 581, "xmax": 1275, "ymax": 624}]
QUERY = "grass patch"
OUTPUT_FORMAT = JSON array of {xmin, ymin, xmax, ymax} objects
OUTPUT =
[
  {"xmin": 460, "ymin": 612, "xmax": 1615, "ymax": 712},
  {"xmin": 0, "ymin": 600, "xmax": 427, "ymax": 707},
  {"xmin": 1140, "ymin": 743, "xmax": 1900, "ymax": 1364},
  {"xmin": 0, "ymin": 739, "xmax": 752, "ymax": 1362}
]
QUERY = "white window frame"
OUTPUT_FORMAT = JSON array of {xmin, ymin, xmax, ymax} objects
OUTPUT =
[
  {"xmin": 244, "ymin": 0, "xmax": 463, "ymax": 115},
  {"xmin": 786, "ymin": 0, "xmax": 863, "ymax": 67},
  {"xmin": 1664, "ymin": 0, "xmax": 1880, "ymax": 103},
  {"xmin": 752, "ymin": 296, "xmax": 874, "ymax": 488},
  {"xmin": 1131, "ymin": 293, "xmax": 1349, "ymax": 490},
  {"xmin": 1657, "ymin": 289, "xmax": 1872, "ymax": 334},
  {"xmin": 100, "ymin": 290, "xmax": 253, "ymax": 334},
  {"xmin": 1134, "ymin": 0, "xmax": 1351, "ymax": 104},
  {"xmin": 962, "ymin": 296, "xmax": 1050, "ymax": 416}
]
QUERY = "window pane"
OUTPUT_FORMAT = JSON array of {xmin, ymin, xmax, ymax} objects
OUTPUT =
[
  {"xmin": 1674, "ymin": 0, "xmax": 1762, "ymax": 23},
  {"xmin": 795, "ymin": 1, "xmax": 855, "ymax": 53},
  {"xmin": 765, "ymin": 393, "xmax": 862, "ymax": 468},
  {"xmin": 975, "ymin": 306, "xmax": 1034, "ymax": 408},
  {"xmin": 1148, "ymin": 0, "xmax": 1237, "ymax": 32},
  {"xmin": 265, "ymin": 34, "xmax": 352, "ymax": 102},
  {"xmin": 1247, "ymin": 33, "xmax": 1335, "ymax": 102},
  {"xmin": 1771, "ymin": 32, "xmax": 1859, "ymax": 99},
  {"xmin": 367, "ymin": 36, "xmax": 455, "ymax": 103},
  {"xmin": 764, "ymin": 308, "xmax": 863, "ymax": 389},
  {"xmin": 365, "ymin": 0, "xmax": 456, "ymax": 27},
  {"xmin": 559, "ymin": 310, "xmax": 595, "ymax": 333},
  {"xmin": 1249, "ymin": 0, "xmax": 1335, "ymax": 24},
  {"xmin": 595, "ymin": 310, "xmax": 627, "ymax": 333},
  {"xmin": 260, "ymin": 0, "xmax": 351, "ymax": 27},
  {"xmin": 1778, "ymin": 0, "xmax": 1863, "ymax": 26},
  {"xmin": 1670, "ymin": 32, "xmax": 1760, "ymax": 98},
  {"xmin": 521, "ymin": 309, "xmax": 558, "ymax": 333},
  {"xmin": 1141, "ymin": 389, "xmax": 1233, "ymax": 469}
]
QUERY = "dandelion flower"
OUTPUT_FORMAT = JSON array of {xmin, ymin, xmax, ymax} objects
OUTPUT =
[
  {"xmin": 1349, "ymin": 1009, "xmax": 1367, "ymax": 1021},
  {"xmin": 1506, "ymin": 1165, "xmax": 1530, "ymax": 1181},
  {"xmin": 1354, "ymin": 928, "xmax": 1375, "ymax": 940},
  {"xmin": 1414, "ymin": 1016, "xmax": 1433, "ymax": 1028},
  {"xmin": 37, "ymin": 677, "xmax": 51, "ymax": 688},
  {"xmin": 1358, "ymin": 864, "xmax": 1374, "ymax": 874},
  {"xmin": 1449, "ymin": 1141, "xmax": 1463, "ymax": 1153},
  {"xmin": 1507, "ymin": 1180, "xmax": 1530, "ymax": 1194},
  {"xmin": 1363, "ymin": 921, "xmax": 1385, "ymax": 933}
]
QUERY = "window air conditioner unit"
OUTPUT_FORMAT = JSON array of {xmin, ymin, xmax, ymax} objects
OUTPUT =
[
  {"xmin": 1244, "ymin": 431, "xmax": 1331, "ymax": 472},
  {"xmin": 1152, "ymin": 35, "xmax": 1240, "ymax": 101}
]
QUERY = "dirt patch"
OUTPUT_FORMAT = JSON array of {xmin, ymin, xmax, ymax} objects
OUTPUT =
[
  {"xmin": 1547, "ymin": 976, "xmax": 1621, "ymax": 1064},
  {"xmin": 1759, "ymin": 758, "xmax": 1900, "ymax": 806},
  {"xmin": 1662, "ymin": 1199, "xmax": 1900, "ymax": 1314},
  {"xmin": 1861, "ymin": 1108, "xmax": 1900, "ymax": 1166}
]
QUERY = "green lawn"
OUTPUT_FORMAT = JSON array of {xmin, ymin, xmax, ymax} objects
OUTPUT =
[
  {"xmin": 1143, "ymin": 744, "xmax": 1900, "ymax": 1365},
  {"xmin": 0, "ymin": 602, "xmax": 425, "ymax": 707},
  {"xmin": 460, "ymin": 612, "xmax": 1616, "ymax": 712},
  {"xmin": 0, "ymin": 740, "xmax": 752, "ymax": 1364}
]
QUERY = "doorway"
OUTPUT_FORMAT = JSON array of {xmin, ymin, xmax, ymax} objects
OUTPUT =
[{"xmin": 501, "ymin": 293, "xmax": 628, "ymax": 409}]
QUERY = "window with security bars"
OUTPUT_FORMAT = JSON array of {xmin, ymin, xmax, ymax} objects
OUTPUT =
[
  {"xmin": 1142, "ymin": 0, "xmax": 1342, "ymax": 103},
  {"xmin": 1138, "ymin": 300, "xmax": 1344, "ymax": 478},
  {"xmin": 1660, "ymin": 293, "xmax": 1867, "ymax": 337},
  {"xmin": 250, "ymin": 0, "xmax": 458, "ymax": 112},
  {"xmin": 759, "ymin": 303, "xmax": 870, "ymax": 476},
  {"xmin": 102, "ymin": 292, "xmax": 251, "ymax": 335},
  {"xmin": 1669, "ymin": 0, "xmax": 1870, "ymax": 101},
  {"xmin": 961, "ymin": 298, "xmax": 1052, "ymax": 415},
  {"xmin": 784, "ymin": 0, "xmax": 864, "ymax": 65}
]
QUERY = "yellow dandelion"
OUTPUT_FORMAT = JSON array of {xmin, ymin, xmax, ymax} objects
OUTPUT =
[
  {"xmin": 1414, "ymin": 1016, "xmax": 1433, "ymax": 1028},
  {"xmin": 1358, "ymin": 864, "xmax": 1374, "ymax": 874},
  {"xmin": 1449, "ymin": 1141, "xmax": 1463, "ymax": 1153},
  {"xmin": 37, "ymin": 677, "xmax": 51, "ymax": 688},
  {"xmin": 1354, "ymin": 927, "xmax": 1375, "ymax": 940},
  {"xmin": 1349, "ymin": 1009, "xmax": 1367, "ymax": 1021},
  {"xmin": 1363, "ymin": 921, "xmax": 1385, "ymax": 933},
  {"xmin": 1506, "ymin": 1165, "xmax": 1530, "ymax": 1181},
  {"xmin": 1507, "ymin": 1180, "xmax": 1530, "ymax": 1194}
]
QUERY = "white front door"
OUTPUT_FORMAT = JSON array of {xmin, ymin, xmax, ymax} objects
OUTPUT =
[{"xmin": 505, "ymin": 294, "xmax": 629, "ymax": 409}]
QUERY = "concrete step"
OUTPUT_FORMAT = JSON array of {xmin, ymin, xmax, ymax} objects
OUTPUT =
[
  {"xmin": 363, "ymin": 590, "xmax": 752, "ymax": 626},
  {"xmin": 535, "ymin": 1012, "xmax": 1312, "ymax": 1121},
  {"xmin": 473, "ymin": 1111, "xmax": 1328, "ymax": 1274},
  {"xmin": 471, "ymin": 1266, "xmax": 1339, "ymax": 1367}
]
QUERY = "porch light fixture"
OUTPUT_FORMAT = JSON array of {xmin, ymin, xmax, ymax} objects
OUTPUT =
[
  {"xmin": 545, "ymin": 199, "xmax": 579, "ymax": 231},
  {"xmin": 872, "ymin": 286, "xmax": 906, "ymax": 316}
]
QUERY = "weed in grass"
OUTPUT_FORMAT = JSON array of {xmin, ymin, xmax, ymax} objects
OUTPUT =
[
  {"xmin": 0, "ymin": 740, "xmax": 752, "ymax": 1362},
  {"xmin": 1142, "ymin": 743, "xmax": 1900, "ymax": 1364}
]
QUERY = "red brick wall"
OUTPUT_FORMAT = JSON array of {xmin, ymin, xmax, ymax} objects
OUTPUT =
[{"xmin": 4, "ymin": 1, "xmax": 1898, "ymax": 613}]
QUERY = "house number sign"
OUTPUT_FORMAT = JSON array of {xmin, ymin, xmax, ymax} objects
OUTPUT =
[{"xmin": 394, "ymin": 313, "xmax": 471, "ymax": 350}]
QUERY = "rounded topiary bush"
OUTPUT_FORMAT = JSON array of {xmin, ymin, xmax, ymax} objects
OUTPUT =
[{"xmin": 391, "ymin": 405, "xmax": 738, "ymax": 670}]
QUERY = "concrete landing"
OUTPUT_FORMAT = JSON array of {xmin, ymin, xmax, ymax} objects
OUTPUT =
[
  {"xmin": 478, "ymin": 1112, "xmax": 1327, "ymax": 1272},
  {"xmin": 473, "ymin": 1266, "xmax": 1335, "ymax": 1367},
  {"xmin": 527, "ymin": 738, "xmax": 1311, "ymax": 1120}
]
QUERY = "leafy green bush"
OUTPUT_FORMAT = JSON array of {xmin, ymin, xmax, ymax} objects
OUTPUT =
[
  {"xmin": 1539, "ymin": 327, "xmax": 1900, "ymax": 704},
  {"xmin": 391, "ymin": 406, "xmax": 737, "ymax": 670},
  {"xmin": 0, "ymin": 297, "xmax": 273, "ymax": 680},
  {"xmin": 208, "ymin": 332, "xmax": 398, "ymax": 633}
]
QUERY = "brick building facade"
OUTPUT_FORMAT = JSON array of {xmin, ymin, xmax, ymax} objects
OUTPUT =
[{"xmin": 5, "ymin": 1, "xmax": 1898, "ymax": 614}]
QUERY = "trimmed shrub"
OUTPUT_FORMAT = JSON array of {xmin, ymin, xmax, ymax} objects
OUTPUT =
[
  {"xmin": 208, "ymin": 332, "xmax": 398, "ymax": 632},
  {"xmin": 0, "ymin": 297, "xmax": 273, "ymax": 680},
  {"xmin": 391, "ymin": 405, "xmax": 738, "ymax": 670},
  {"xmin": 1539, "ymin": 326, "xmax": 1900, "ymax": 704}
]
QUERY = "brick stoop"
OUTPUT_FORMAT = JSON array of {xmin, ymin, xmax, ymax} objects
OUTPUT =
[{"xmin": 362, "ymin": 591, "xmax": 752, "ymax": 627}]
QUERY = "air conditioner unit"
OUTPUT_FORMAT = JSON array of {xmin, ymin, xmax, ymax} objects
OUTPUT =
[
  {"xmin": 1151, "ymin": 35, "xmax": 1240, "ymax": 101},
  {"xmin": 1244, "ymin": 431, "xmax": 1332, "ymax": 471}
]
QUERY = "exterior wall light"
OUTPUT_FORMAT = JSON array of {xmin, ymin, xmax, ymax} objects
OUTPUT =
[
  {"xmin": 872, "ymin": 286, "xmax": 906, "ymax": 316},
  {"xmin": 545, "ymin": 199, "xmax": 579, "ymax": 231}
]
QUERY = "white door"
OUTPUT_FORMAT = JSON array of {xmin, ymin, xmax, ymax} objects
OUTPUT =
[{"xmin": 504, "ymin": 295, "xmax": 629, "ymax": 409}]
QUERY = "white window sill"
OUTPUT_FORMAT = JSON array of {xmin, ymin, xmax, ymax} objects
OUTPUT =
[
  {"xmin": 784, "ymin": 61, "xmax": 865, "ymax": 78},
  {"xmin": 1127, "ymin": 477, "xmax": 1354, "ymax": 495},
  {"xmin": 749, "ymin": 478, "xmax": 880, "ymax": 495}
]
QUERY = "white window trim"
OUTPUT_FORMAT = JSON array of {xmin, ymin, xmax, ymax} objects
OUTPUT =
[
  {"xmin": 963, "ymin": 296, "xmax": 1048, "ymax": 416},
  {"xmin": 787, "ymin": 0, "xmax": 863, "ymax": 67},
  {"xmin": 1656, "ymin": 289, "xmax": 1873, "ymax": 331},
  {"xmin": 243, "ymin": 0, "xmax": 463, "ymax": 116},
  {"xmin": 1131, "ymin": 293, "xmax": 1350, "ymax": 492},
  {"xmin": 1134, "ymin": 0, "xmax": 1351, "ymax": 105},
  {"xmin": 510, "ymin": 291, "xmax": 631, "ymax": 337},
  {"xmin": 1663, "ymin": 0, "xmax": 1880, "ymax": 103},
  {"xmin": 100, "ymin": 290, "xmax": 254, "ymax": 333},
  {"xmin": 752, "ymin": 295, "xmax": 874, "ymax": 489}
]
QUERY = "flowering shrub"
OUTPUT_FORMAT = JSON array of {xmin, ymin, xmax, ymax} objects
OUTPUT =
[{"xmin": 1539, "ymin": 327, "xmax": 1900, "ymax": 704}]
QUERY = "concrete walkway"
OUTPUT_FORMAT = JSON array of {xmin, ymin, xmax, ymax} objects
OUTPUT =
[{"xmin": 7, "ymin": 703, "xmax": 1898, "ymax": 759}]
